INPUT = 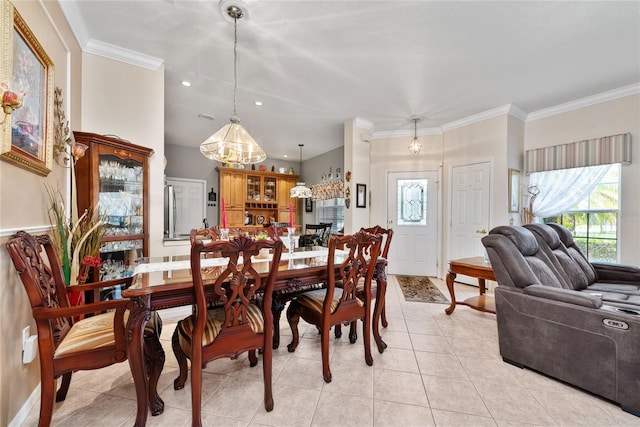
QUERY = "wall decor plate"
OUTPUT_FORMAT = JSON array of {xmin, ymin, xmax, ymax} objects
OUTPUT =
[{"xmin": 256, "ymin": 215, "xmax": 265, "ymax": 224}]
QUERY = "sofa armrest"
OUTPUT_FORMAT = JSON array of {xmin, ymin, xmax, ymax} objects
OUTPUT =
[
  {"xmin": 592, "ymin": 263, "xmax": 640, "ymax": 283},
  {"xmin": 522, "ymin": 285, "xmax": 602, "ymax": 308}
]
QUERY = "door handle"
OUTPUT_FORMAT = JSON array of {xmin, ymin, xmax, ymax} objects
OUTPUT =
[{"xmin": 476, "ymin": 228, "xmax": 487, "ymax": 234}]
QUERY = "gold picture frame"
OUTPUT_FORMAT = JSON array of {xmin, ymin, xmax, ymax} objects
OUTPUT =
[
  {"xmin": 508, "ymin": 168, "xmax": 520, "ymax": 213},
  {"xmin": 1, "ymin": 2, "xmax": 54, "ymax": 176}
]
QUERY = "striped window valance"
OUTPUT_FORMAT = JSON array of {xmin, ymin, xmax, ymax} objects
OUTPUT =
[{"xmin": 525, "ymin": 133, "xmax": 632, "ymax": 174}]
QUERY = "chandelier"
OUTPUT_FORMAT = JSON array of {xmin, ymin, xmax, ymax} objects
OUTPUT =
[
  {"xmin": 200, "ymin": 3, "xmax": 266, "ymax": 165},
  {"xmin": 290, "ymin": 144, "xmax": 312, "ymax": 198},
  {"xmin": 408, "ymin": 116, "xmax": 422, "ymax": 155}
]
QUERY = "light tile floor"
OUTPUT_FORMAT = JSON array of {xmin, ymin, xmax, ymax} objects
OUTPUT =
[{"xmin": 21, "ymin": 277, "xmax": 640, "ymax": 426}]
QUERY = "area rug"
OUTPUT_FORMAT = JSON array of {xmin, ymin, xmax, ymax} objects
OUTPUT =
[{"xmin": 395, "ymin": 275, "xmax": 449, "ymax": 304}]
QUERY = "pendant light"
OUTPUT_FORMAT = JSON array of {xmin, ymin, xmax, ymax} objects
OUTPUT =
[
  {"xmin": 290, "ymin": 144, "xmax": 312, "ymax": 198},
  {"xmin": 408, "ymin": 117, "xmax": 422, "ymax": 155},
  {"xmin": 200, "ymin": 3, "xmax": 266, "ymax": 165}
]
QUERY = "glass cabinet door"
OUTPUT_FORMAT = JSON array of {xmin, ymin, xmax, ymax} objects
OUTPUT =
[
  {"xmin": 97, "ymin": 154, "xmax": 144, "ymax": 281},
  {"xmin": 247, "ymin": 175, "xmax": 260, "ymax": 201},
  {"xmin": 264, "ymin": 177, "xmax": 276, "ymax": 202}
]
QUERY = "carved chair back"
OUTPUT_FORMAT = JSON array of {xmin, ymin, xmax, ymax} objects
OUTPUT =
[
  {"xmin": 184, "ymin": 233, "xmax": 284, "ymax": 423},
  {"xmin": 7, "ymin": 231, "xmax": 73, "ymax": 346},
  {"xmin": 360, "ymin": 225, "xmax": 393, "ymax": 258},
  {"xmin": 327, "ymin": 230, "xmax": 382, "ymax": 315},
  {"xmin": 5, "ymin": 230, "xmax": 150, "ymax": 426}
]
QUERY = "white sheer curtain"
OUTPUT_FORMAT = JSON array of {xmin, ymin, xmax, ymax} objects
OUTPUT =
[{"xmin": 529, "ymin": 164, "xmax": 611, "ymax": 220}]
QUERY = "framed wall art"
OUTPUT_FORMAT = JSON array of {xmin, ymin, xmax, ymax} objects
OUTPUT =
[
  {"xmin": 1, "ymin": 3, "xmax": 54, "ymax": 176},
  {"xmin": 508, "ymin": 168, "xmax": 520, "ymax": 213},
  {"xmin": 305, "ymin": 197, "xmax": 312, "ymax": 212},
  {"xmin": 356, "ymin": 183, "xmax": 366, "ymax": 208}
]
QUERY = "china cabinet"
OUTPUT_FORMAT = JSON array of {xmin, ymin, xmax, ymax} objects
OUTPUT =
[
  {"xmin": 74, "ymin": 132, "xmax": 154, "ymax": 282},
  {"xmin": 217, "ymin": 167, "xmax": 298, "ymax": 229}
]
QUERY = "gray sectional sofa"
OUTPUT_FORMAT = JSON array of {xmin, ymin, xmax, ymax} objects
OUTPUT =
[{"xmin": 481, "ymin": 223, "xmax": 640, "ymax": 416}]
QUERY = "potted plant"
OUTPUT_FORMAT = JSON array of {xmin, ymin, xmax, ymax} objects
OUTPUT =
[
  {"xmin": 47, "ymin": 186, "xmax": 105, "ymax": 293},
  {"xmin": 255, "ymin": 231, "xmax": 270, "ymax": 258}
]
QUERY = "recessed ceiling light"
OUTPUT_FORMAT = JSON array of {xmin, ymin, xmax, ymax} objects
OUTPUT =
[
  {"xmin": 255, "ymin": 101, "xmax": 262, "ymax": 106},
  {"xmin": 284, "ymin": 155, "xmax": 288, "ymax": 158},
  {"xmin": 198, "ymin": 113, "xmax": 215, "ymax": 121},
  {"xmin": 181, "ymin": 80, "xmax": 192, "ymax": 87}
]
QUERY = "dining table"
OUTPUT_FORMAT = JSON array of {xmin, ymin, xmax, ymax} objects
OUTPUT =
[{"xmin": 122, "ymin": 245, "xmax": 388, "ymax": 426}]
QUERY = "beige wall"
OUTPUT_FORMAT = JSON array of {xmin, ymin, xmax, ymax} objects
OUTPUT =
[
  {"xmin": 0, "ymin": 1, "xmax": 81, "ymax": 424},
  {"xmin": 79, "ymin": 52, "xmax": 165, "ymax": 258},
  {"xmin": 344, "ymin": 119, "xmax": 374, "ymax": 233},
  {"xmin": 369, "ymin": 115, "xmax": 514, "ymax": 278},
  {"xmin": 369, "ymin": 132, "xmax": 443, "ymax": 237},
  {"xmin": 524, "ymin": 94, "xmax": 640, "ymax": 265},
  {"xmin": 443, "ymin": 115, "xmax": 511, "ymax": 276},
  {"xmin": 368, "ymin": 94, "xmax": 639, "ymax": 278},
  {"xmin": 0, "ymin": 2, "xmax": 164, "ymax": 424}
]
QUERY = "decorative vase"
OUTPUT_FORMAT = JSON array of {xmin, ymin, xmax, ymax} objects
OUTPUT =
[
  {"xmin": 259, "ymin": 164, "xmax": 266, "ymax": 171},
  {"xmin": 256, "ymin": 248, "xmax": 270, "ymax": 259},
  {"xmin": 68, "ymin": 290, "xmax": 85, "ymax": 322}
]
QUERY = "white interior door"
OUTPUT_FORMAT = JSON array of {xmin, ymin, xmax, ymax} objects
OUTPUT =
[
  {"xmin": 386, "ymin": 171, "xmax": 438, "ymax": 277},
  {"xmin": 449, "ymin": 162, "xmax": 491, "ymax": 285},
  {"xmin": 167, "ymin": 177, "xmax": 207, "ymax": 235}
]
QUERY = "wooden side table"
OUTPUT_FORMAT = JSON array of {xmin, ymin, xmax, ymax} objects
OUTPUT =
[{"xmin": 445, "ymin": 256, "xmax": 496, "ymax": 314}]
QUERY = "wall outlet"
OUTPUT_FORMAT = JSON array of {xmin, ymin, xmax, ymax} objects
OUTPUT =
[
  {"xmin": 22, "ymin": 326, "xmax": 29, "ymax": 348},
  {"xmin": 22, "ymin": 326, "xmax": 37, "ymax": 364}
]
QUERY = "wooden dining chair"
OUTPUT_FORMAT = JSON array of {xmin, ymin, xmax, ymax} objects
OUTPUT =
[
  {"xmin": 263, "ymin": 224, "xmax": 286, "ymax": 239},
  {"xmin": 334, "ymin": 226, "xmax": 393, "ymax": 351},
  {"xmin": 301, "ymin": 223, "xmax": 332, "ymax": 247},
  {"xmin": 286, "ymin": 230, "xmax": 382, "ymax": 382},
  {"xmin": 6, "ymin": 231, "xmax": 163, "ymax": 427},
  {"xmin": 172, "ymin": 232, "xmax": 284, "ymax": 427}
]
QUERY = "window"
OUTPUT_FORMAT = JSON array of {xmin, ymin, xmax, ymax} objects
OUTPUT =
[
  {"xmin": 397, "ymin": 178, "xmax": 428, "ymax": 226},
  {"xmin": 316, "ymin": 198, "xmax": 344, "ymax": 233},
  {"xmin": 544, "ymin": 164, "xmax": 620, "ymax": 262}
]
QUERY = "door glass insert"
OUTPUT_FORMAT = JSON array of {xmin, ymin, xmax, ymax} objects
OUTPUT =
[
  {"xmin": 98, "ymin": 155, "xmax": 144, "ymax": 236},
  {"xmin": 397, "ymin": 179, "xmax": 427, "ymax": 226}
]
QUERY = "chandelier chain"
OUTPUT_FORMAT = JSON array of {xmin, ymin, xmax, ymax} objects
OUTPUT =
[{"xmin": 233, "ymin": 15, "xmax": 238, "ymax": 117}]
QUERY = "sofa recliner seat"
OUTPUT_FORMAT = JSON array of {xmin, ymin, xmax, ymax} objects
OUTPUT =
[{"xmin": 482, "ymin": 223, "xmax": 640, "ymax": 416}]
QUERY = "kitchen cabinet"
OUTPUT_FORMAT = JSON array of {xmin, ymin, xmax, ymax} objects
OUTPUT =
[
  {"xmin": 277, "ymin": 179, "xmax": 297, "ymax": 223},
  {"xmin": 217, "ymin": 167, "xmax": 299, "ymax": 229},
  {"xmin": 74, "ymin": 132, "xmax": 153, "ymax": 283}
]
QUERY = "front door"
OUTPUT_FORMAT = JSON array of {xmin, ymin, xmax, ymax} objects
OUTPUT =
[
  {"xmin": 386, "ymin": 171, "xmax": 438, "ymax": 276},
  {"xmin": 449, "ymin": 161, "xmax": 491, "ymax": 285}
]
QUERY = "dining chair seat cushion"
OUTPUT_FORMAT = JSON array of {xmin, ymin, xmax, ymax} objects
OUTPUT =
[
  {"xmin": 55, "ymin": 310, "xmax": 158, "ymax": 357},
  {"xmin": 355, "ymin": 279, "xmax": 376, "ymax": 294},
  {"xmin": 296, "ymin": 288, "xmax": 363, "ymax": 315},
  {"xmin": 176, "ymin": 303, "xmax": 264, "ymax": 356}
]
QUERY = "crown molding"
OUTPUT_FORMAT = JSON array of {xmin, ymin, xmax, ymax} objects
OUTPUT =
[
  {"xmin": 58, "ymin": 1, "xmax": 163, "ymax": 71},
  {"xmin": 440, "ymin": 104, "xmax": 515, "ymax": 132},
  {"xmin": 354, "ymin": 117, "xmax": 374, "ymax": 130},
  {"xmin": 370, "ymin": 82, "xmax": 638, "ymax": 140},
  {"xmin": 373, "ymin": 127, "xmax": 441, "ymax": 140},
  {"xmin": 85, "ymin": 39, "xmax": 164, "ymax": 71},
  {"xmin": 526, "ymin": 83, "xmax": 640, "ymax": 122},
  {"xmin": 507, "ymin": 104, "xmax": 528, "ymax": 122},
  {"xmin": 58, "ymin": 0, "xmax": 90, "ymax": 47}
]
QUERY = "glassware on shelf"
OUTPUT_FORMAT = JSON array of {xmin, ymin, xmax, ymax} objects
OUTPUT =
[
  {"xmin": 220, "ymin": 228, "xmax": 230, "ymax": 240},
  {"xmin": 287, "ymin": 227, "xmax": 296, "ymax": 253},
  {"xmin": 100, "ymin": 239, "xmax": 143, "ymax": 253}
]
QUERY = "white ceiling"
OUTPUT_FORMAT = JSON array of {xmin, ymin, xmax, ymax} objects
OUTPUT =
[{"xmin": 60, "ymin": 0, "xmax": 640, "ymax": 161}]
